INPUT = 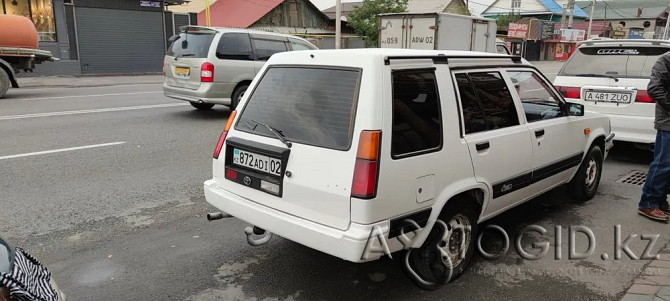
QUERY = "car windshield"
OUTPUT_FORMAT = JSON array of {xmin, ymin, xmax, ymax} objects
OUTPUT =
[
  {"xmin": 236, "ymin": 67, "xmax": 361, "ymax": 150},
  {"xmin": 559, "ymin": 46, "xmax": 669, "ymax": 79},
  {"xmin": 167, "ymin": 32, "xmax": 215, "ymax": 58}
]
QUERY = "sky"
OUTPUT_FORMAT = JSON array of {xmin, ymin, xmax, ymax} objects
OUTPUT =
[{"xmin": 310, "ymin": 0, "xmax": 496, "ymax": 15}]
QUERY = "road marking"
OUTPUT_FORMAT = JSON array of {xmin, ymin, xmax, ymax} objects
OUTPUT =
[
  {"xmin": 0, "ymin": 142, "xmax": 126, "ymax": 160},
  {"xmin": 0, "ymin": 103, "xmax": 189, "ymax": 120},
  {"xmin": 12, "ymin": 91, "xmax": 162, "ymax": 101}
]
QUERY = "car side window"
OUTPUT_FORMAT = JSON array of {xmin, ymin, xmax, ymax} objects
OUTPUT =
[
  {"xmin": 467, "ymin": 72, "xmax": 520, "ymax": 130},
  {"xmin": 455, "ymin": 73, "xmax": 487, "ymax": 134},
  {"xmin": 289, "ymin": 39, "xmax": 315, "ymax": 51},
  {"xmin": 391, "ymin": 69, "xmax": 442, "ymax": 157},
  {"xmin": 506, "ymin": 71, "xmax": 564, "ymax": 122},
  {"xmin": 216, "ymin": 33, "xmax": 253, "ymax": 60},
  {"xmin": 252, "ymin": 38, "xmax": 288, "ymax": 61}
]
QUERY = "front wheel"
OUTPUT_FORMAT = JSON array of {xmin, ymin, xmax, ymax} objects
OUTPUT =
[
  {"xmin": 403, "ymin": 199, "xmax": 478, "ymax": 291},
  {"xmin": 189, "ymin": 102, "xmax": 215, "ymax": 110},
  {"xmin": 569, "ymin": 145, "xmax": 603, "ymax": 201},
  {"xmin": 0, "ymin": 68, "xmax": 10, "ymax": 99}
]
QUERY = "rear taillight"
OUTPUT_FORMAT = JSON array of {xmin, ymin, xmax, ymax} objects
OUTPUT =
[
  {"xmin": 555, "ymin": 86, "xmax": 581, "ymax": 99},
  {"xmin": 201, "ymin": 62, "xmax": 214, "ymax": 82},
  {"xmin": 351, "ymin": 130, "xmax": 381, "ymax": 199},
  {"xmin": 636, "ymin": 90, "xmax": 654, "ymax": 103},
  {"xmin": 213, "ymin": 110, "xmax": 237, "ymax": 159}
]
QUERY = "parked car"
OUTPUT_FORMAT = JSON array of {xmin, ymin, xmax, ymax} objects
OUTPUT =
[
  {"xmin": 553, "ymin": 39, "xmax": 670, "ymax": 148},
  {"xmin": 496, "ymin": 38, "xmax": 511, "ymax": 54},
  {"xmin": 204, "ymin": 49, "xmax": 614, "ymax": 290},
  {"xmin": 162, "ymin": 26, "xmax": 318, "ymax": 110}
]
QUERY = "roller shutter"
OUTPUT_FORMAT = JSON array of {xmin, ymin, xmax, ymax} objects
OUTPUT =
[{"xmin": 75, "ymin": 7, "xmax": 165, "ymax": 74}]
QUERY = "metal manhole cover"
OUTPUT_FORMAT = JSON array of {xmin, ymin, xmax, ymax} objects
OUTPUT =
[{"xmin": 616, "ymin": 171, "xmax": 647, "ymax": 186}]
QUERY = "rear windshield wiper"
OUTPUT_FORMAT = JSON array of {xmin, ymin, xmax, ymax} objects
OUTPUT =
[
  {"xmin": 574, "ymin": 73, "xmax": 619, "ymax": 82},
  {"xmin": 175, "ymin": 53, "xmax": 194, "ymax": 60},
  {"xmin": 250, "ymin": 120, "xmax": 292, "ymax": 148}
]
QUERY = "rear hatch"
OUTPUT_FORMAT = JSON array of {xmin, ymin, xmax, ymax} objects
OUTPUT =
[
  {"xmin": 164, "ymin": 29, "xmax": 216, "ymax": 90},
  {"xmin": 555, "ymin": 46, "xmax": 667, "ymax": 116},
  {"xmin": 217, "ymin": 66, "xmax": 362, "ymax": 230}
]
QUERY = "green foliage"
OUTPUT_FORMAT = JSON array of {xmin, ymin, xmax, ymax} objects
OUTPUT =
[
  {"xmin": 495, "ymin": 13, "xmax": 522, "ymax": 30},
  {"xmin": 347, "ymin": 0, "xmax": 408, "ymax": 46}
]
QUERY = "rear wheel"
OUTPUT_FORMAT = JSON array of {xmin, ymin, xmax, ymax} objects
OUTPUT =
[
  {"xmin": 231, "ymin": 84, "xmax": 249, "ymax": 109},
  {"xmin": 569, "ymin": 145, "xmax": 603, "ymax": 201},
  {"xmin": 0, "ymin": 68, "xmax": 10, "ymax": 99},
  {"xmin": 189, "ymin": 102, "xmax": 215, "ymax": 110},
  {"xmin": 403, "ymin": 199, "xmax": 478, "ymax": 291}
]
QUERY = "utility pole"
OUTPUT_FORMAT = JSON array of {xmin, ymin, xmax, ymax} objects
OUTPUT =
[
  {"xmin": 205, "ymin": 0, "xmax": 211, "ymax": 27},
  {"xmin": 561, "ymin": 4, "xmax": 567, "ymax": 28},
  {"xmin": 587, "ymin": 0, "xmax": 596, "ymax": 38},
  {"xmin": 568, "ymin": 0, "xmax": 575, "ymax": 29},
  {"xmin": 335, "ymin": 0, "xmax": 342, "ymax": 49}
]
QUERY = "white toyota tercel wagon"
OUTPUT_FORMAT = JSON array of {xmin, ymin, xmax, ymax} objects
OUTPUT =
[{"xmin": 204, "ymin": 49, "xmax": 614, "ymax": 290}]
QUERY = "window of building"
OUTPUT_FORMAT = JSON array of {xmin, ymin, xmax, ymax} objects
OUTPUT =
[
  {"xmin": 1, "ymin": 0, "xmax": 57, "ymax": 41},
  {"xmin": 391, "ymin": 69, "xmax": 442, "ymax": 157},
  {"xmin": 506, "ymin": 70, "xmax": 564, "ymax": 122}
]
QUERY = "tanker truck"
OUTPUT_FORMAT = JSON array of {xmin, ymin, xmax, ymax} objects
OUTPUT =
[{"xmin": 0, "ymin": 14, "xmax": 55, "ymax": 98}]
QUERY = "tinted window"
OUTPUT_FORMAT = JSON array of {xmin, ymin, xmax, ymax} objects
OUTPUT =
[
  {"xmin": 167, "ymin": 33, "xmax": 215, "ymax": 58},
  {"xmin": 290, "ymin": 39, "xmax": 316, "ymax": 51},
  {"xmin": 392, "ymin": 70, "xmax": 442, "ymax": 156},
  {"xmin": 559, "ymin": 47, "xmax": 669, "ymax": 78},
  {"xmin": 497, "ymin": 44, "xmax": 510, "ymax": 55},
  {"xmin": 455, "ymin": 74, "xmax": 487, "ymax": 134},
  {"xmin": 236, "ymin": 67, "xmax": 361, "ymax": 150},
  {"xmin": 216, "ymin": 33, "xmax": 253, "ymax": 60},
  {"xmin": 468, "ymin": 72, "xmax": 519, "ymax": 130},
  {"xmin": 252, "ymin": 39, "xmax": 288, "ymax": 61},
  {"xmin": 507, "ymin": 71, "xmax": 563, "ymax": 122}
]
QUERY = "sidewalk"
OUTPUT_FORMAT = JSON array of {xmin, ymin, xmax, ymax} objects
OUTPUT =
[
  {"xmin": 623, "ymin": 247, "xmax": 670, "ymax": 301},
  {"xmin": 16, "ymin": 74, "xmax": 164, "ymax": 89}
]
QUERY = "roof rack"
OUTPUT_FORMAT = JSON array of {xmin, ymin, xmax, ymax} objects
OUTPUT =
[
  {"xmin": 383, "ymin": 54, "xmax": 523, "ymax": 65},
  {"xmin": 578, "ymin": 39, "xmax": 670, "ymax": 47}
]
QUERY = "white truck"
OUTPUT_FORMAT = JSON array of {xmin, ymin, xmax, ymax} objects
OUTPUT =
[{"xmin": 379, "ymin": 12, "xmax": 497, "ymax": 52}]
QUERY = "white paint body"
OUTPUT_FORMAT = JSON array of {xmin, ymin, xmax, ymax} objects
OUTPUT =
[{"xmin": 204, "ymin": 49, "xmax": 613, "ymax": 263}]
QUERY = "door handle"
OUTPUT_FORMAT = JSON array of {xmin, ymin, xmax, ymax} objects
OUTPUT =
[
  {"xmin": 535, "ymin": 129, "xmax": 545, "ymax": 137},
  {"xmin": 476, "ymin": 141, "xmax": 490, "ymax": 151}
]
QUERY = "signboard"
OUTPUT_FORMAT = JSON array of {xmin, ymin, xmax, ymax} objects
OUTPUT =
[
  {"xmin": 541, "ymin": 22, "xmax": 554, "ymax": 40},
  {"xmin": 628, "ymin": 28, "xmax": 644, "ymax": 39},
  {"xmin": 140, "ymin": 0, "xmax": 161, "ymax": 7},
  {"xmin": 560, "ymin": 29, "xmax": 585, "ymax": 42},
  {"xmin": 508, "ymin": 23, "xmax": 528, "ymax": 39},
  {"xmin": 613, "ymin": 30, "xmax": 626, "ymax": 38}
]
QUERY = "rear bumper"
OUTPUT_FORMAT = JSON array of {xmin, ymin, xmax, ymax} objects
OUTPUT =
[
  {"xmin": 607, "ymin": 114, "xmax": 655, "ymax": 144},
  {"xmin": 163, "ymin": 81, "xmax": 233, "ymax": 105},
  {"xmin": 203, "ymin": 179, "xmax": 390, "ymax": 263}
]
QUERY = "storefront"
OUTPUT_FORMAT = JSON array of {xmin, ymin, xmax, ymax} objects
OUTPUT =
[{"xmin": 1, "ymin": 0, "xmax": 194, "ymax": 75}]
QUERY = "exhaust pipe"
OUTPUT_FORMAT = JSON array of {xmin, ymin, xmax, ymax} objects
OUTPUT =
[
  {"xmin": 207, "ymin": 212, "xmax": 232, "ymax": 221},
  {"xmin": 245, "ymin": 226, "xmax": 273, "ymax": 246}
]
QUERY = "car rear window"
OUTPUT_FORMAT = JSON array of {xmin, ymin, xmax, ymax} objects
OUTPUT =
[
  {"xmin": 167, "ymin": 32, "xmax": 215, "ymax": 58},
  {"xmin": 235, "ymin": 67, "xmax": 361, "ymax": 150},
  {"xmin": 559, "ymin": 46, "xmax": 669, "ymax": 78}
]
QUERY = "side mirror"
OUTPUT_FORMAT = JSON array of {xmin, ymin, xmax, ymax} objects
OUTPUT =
[{"xmin": 567, "ymin": 102, "xmax": 584, "ymax": 116}]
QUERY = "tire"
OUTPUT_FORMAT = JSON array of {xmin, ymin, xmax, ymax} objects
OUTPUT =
[
  {"xmin": 230, "ymin": 84, "xmax": 249, "ymax": 109},
  {"xmin": 403, "ymin": 198, "xmax": 478, "ymax": 291},
  {"xmin": 189, "ymin": 102, "xmax": 215, "ymax": 110},
  {"xmin": 0, "ymin": 68, "xmax": 10, "ymax": 99},
  {"xmin": 569, "ymin": 145, "xmax": 603, "ymax": 202}
]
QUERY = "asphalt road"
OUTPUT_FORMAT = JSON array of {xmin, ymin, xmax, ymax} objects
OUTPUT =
[{"xmin": 0, "ymin": 62, "xmax": 664, "ymax": 301}]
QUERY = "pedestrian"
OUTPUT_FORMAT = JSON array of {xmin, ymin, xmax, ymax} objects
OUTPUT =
[{"xmin": 638, "ymin": 51, "xmax": 670, "ymax": 222}]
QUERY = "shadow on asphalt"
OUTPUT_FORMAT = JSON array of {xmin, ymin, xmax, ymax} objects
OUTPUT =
[
  {"xmin": 608, "ymin": 142, "xmax": 654, "ymax": 165},
  {"xmin": 167, "ymin": 106, "xmax": 232, "ymax": 121}
]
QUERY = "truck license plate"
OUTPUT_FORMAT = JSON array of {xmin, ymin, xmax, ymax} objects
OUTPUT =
[{"xmin": 233, "ymin": 148, "xmax": 282, "ymax": 176}]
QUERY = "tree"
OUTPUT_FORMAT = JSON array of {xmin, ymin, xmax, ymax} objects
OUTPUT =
[
  {"xmin": 495, "ymin": 13, "xmax": 522, "ymax": 31},
  {"xmin": 346, "ymin": 0, "xmax": 408, "ymax": 46}
]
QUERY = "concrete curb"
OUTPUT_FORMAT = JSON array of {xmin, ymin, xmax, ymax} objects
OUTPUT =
[
  {"xmin": 622, "ymin": 242, "xmax": 670, "ymax": 300},
  {"xmin": 16, "ymin": 75, "xmax": 164, "ymax": 89}
]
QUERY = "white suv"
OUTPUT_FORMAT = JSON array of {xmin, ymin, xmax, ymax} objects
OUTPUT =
[
  {"xmin": 204, "ymin": 49, "xmax": 614, "ymax": 290},
  {"xmin": 554, "ymin": 39, "xmax": 670, "ymax": 147}
]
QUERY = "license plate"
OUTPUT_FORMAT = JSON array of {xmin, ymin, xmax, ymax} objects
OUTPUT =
[
  {"xmin": 584, "ymin": 91, "xmax": 632, "ymax": 103},
  {"xmin": 232, "ymin": 148, "xmax": 282, "ymax": 176},
  {"xmin": 174, "ymin": 67, "xmax": 190, "ymax": 76}
]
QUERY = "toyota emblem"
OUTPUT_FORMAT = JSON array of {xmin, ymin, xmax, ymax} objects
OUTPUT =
[{"xmin": 243, "ymin": 176, "xmax": 252, "ymax": 186}]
